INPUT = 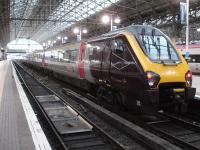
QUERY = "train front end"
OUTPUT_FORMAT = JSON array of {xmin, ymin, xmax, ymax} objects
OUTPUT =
[{"xmin": 127, "ymin": 26, "xmax": 196, "ymax": 112}]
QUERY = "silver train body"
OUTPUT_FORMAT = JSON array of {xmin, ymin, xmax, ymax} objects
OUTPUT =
[
  {"xmin": 177, "ymin": 44, "xmax": 200, "ymax": 75},
  {"xmin": 25, "ymin": 42, "xmax": 95, "ymax": 87}
]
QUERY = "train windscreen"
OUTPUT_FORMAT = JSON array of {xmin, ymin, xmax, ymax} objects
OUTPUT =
[{"xmin": 129, "ymin": 26, "xmax": 181, "ymax": 64}]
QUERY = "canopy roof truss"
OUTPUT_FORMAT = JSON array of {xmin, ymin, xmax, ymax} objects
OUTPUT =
[{"xmin": 0, "ymin": 0, "xmax": 200, "ymax": 48}]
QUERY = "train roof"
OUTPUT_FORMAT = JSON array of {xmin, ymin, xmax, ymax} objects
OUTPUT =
[{"xmin": 87, "ymin": 25, "xmax": 161, "ymax": 42}]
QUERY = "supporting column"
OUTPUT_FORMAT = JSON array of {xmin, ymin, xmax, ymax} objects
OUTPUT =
[{"xmin": 186, "ymin": 0, "xmax": 189, "ymax": 52}]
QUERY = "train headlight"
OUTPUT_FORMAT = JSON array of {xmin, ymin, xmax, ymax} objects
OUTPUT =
[
  {"xmin": 185, "ymin": 71, "xmax": 192, "ymax": 87},
  {"xmin": 146, "ymin": 71, "xmax": 160, "ymax": 88}
]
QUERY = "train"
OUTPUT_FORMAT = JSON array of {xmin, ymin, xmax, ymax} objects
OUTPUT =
[
  {"xmin": 177, "ymin": 44, "xmax": 200, "ymax": 75},
  {"xmin": 22, "ymin": 25, "xmax": 196, "ymax": 113}
]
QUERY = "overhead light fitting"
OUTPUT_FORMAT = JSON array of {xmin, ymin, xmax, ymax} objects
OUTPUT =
[
  {"xmin": 102, "ymin": 15, "xmax": 110, "ymax": 24},
  {"xmin": 73, "ymin": 28, "xmax": 79, "ymax": 34},
  {"xmin": 82, "ymin": 29, "xmax": 88, "ymax": 34},
  {"xmin": 114, "ymin": 17, "xmax": 121, "ymax": 24},
  {"xmin": 64, "ymin": 36, "xmax": 68, "ymax": 40},
  {"xmin": 57, "ymin": 36, "xmax": 61, "ymax": 40}
]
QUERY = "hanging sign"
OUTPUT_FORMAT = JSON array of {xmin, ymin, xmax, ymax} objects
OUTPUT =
[{"xmin": 180, "ymin": 2, "xmax": 187, "ymax": 25}]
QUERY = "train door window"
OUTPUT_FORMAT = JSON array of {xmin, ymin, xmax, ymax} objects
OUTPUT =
[
  {"xmin": 87, "ymin": 41, "xmax": 104, "ymax": 80},
  {"xmin": 111, "ymin": 38, "xmax": 123, "ymax": 70},
  {"xmin": 122, "ymin": 38, "xmax": 138, "ymax": 73},
  {"xmin": 111, "ymin": 37, "xmax": 135, "ymax": 70},
  {"xmin": 113, "ymin": 39, "xmax": 124, "ymax": 57},
  {"xmin": 111, "ymin": 36, "xmax": 138, "ymax": 71},
  {"xmin": 88, "ymin": 41, "xmax": 104, "ymax": 66}
]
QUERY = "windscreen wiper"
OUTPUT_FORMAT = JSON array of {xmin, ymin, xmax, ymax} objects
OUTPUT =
[{"xmin": 150, "ymin": 36, "xmax": 161, "ymax": 59}]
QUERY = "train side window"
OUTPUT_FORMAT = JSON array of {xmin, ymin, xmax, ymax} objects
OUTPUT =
[
  {"xmin": 70, "ymin": 50, "xmax": 78, "ymax": 62},
  {"xmin": 88, "ymin": 41, "xmax": 104, "ymax": 65},
  {"xmin": 63, "ymin": 50, "xmax": 70, "ymax": 62},
  {"xmin": 63, "ymin": 49, "xmax": 78, "ymax": 63}
]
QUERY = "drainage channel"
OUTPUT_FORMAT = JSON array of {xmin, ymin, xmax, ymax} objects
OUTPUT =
[{"xmin": 13, "ymin": 62, "xmax": 119, "ymax": 150}]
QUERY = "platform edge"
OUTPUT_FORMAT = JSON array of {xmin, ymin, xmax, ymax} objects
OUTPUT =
[{"xmin": 11, "ymin": 62, "xmax": 52, "ymax": 150}]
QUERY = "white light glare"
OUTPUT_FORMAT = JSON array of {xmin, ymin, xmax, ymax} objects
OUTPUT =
[
  {"xmin": 53, "ymin": 40, "xmax": 57, "ymax": 43},
  {"xmin": 86, "ymin": 44, "xmax": 92, "ymax": 48},
  {"xmin": 82, "ymin": 29, "xmax": 88, "ymax": 34},
  {"xmin": 73, "ymin": 28, "xmax": 79, "ymax": 34},
  {"xmin": 57, "ymin": 36, "xmax": 61, "ymax": 40},
  {"xmin": 114, "ymin": 17, "xmax": 120, "ymax": 24},
  {"xmin": 64, "ymin": 36, "xmax": 68, "ymax": 40},
  {"xmin": 102, "ymin": 15, "xmax": 110, "ymax": 24},
  {"xmin": 197, "ymin": 28, "xmax": 200, "ymax": 32},
  {"xmin": 42, "ymin": 43, "xmax": 46, "ymax": 46}
]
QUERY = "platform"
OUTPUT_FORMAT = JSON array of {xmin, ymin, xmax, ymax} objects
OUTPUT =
[
  {"xmin": 193, "ymin": 75, "xmax": 200, "ymax": 96},
  {"xmin": 0, "ymin": 60, "xmax": 51, "ymax": 150}
]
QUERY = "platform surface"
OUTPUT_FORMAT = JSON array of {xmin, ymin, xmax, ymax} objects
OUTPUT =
[
  {"xmin": 193, "ymin": 75, "xmax": 200, "ymax": 96},
  {"xmin": 0, "ymin": 60, "xmax": 36, "ymax": 150}
]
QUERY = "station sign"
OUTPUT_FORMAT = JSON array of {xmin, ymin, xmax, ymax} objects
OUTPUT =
[{"xmin": 180, "ymin": 2, "xmax": 187, "ymax": 25}]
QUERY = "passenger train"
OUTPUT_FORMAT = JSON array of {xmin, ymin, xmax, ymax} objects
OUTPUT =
[
  {"xmin": 22, "ymin": 25, "xmax": 196, "ymax": 113},
  {"xmin": 177, "ymin": 44, "xmax": 200, "ymax": 75}
]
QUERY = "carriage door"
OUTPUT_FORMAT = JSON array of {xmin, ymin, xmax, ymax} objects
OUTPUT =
[
  {"xmin": 110, "ymin": 36, "xmax": 140, "ymax": 94},
  {"xmin": 110, "ymin": 37, "xmax": 126, "ymax": 90},
  {"xmin": 101, "ymin": 40, "xmax": 111, "ymax": 86},
  {"xmin": 78, "ymin": 42, "xmax": 85, "ymax": 79}
]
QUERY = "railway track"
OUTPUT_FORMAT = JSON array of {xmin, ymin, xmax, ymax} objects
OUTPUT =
[
  {"xmin": 13, "ymin": 62, "xmax": 122, "ymax": 150},
  {"xmin": 144, "ymin": 112, "xmax": 200, "ymax": 150},
  {"xmin": 17, "ymin": 60, "xmax": 200, "ymax": 150},
  {"xmin": 14, "ymin": 60, "xmax": 186, "ymax": 150},
  {"xmin": 62, "ymin": 87, "xmax": 200, "ymax": 150}
]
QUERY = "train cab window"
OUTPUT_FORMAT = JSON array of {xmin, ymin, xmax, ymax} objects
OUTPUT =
[
  {"xmin": 135, "ymin": 28, "xmax": 180, "ymax": 63},
  {"xmin": 140, "ymin": 35, "xmax": 179, "ymax": 61},
  {"xmin": 111, "ymin": 37, "xmax": 136, "ymax": 70}
]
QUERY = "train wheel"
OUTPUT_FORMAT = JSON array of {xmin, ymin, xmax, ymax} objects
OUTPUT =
[
  {"xmin": 114, "ymin": 92, "xmax": 126, "ymax": 110},
  {"xmin": 96, "ymin": 86, "xmax": 104, "ymax": 105},
  {"xmin": 180, "ymin": 102, "xmax": 188, "ymax": 113},
  {"xmin": 173, "ymin": 102, "xmax": 188, "ymax": 113}
]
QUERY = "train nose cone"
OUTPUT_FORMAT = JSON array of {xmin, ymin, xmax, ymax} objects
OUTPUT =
[{"xmin": 159, "ymin": 68, "xmax": 186, "ymax": 84}]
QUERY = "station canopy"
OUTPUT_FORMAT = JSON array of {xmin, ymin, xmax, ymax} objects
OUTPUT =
[
  {"xmin": 10, "ymin": 0, "xmax": 121, "ymax": 43},
  {"xmin": 0, "ymin": 0, "xmax": 200, "ymax": 49}
]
